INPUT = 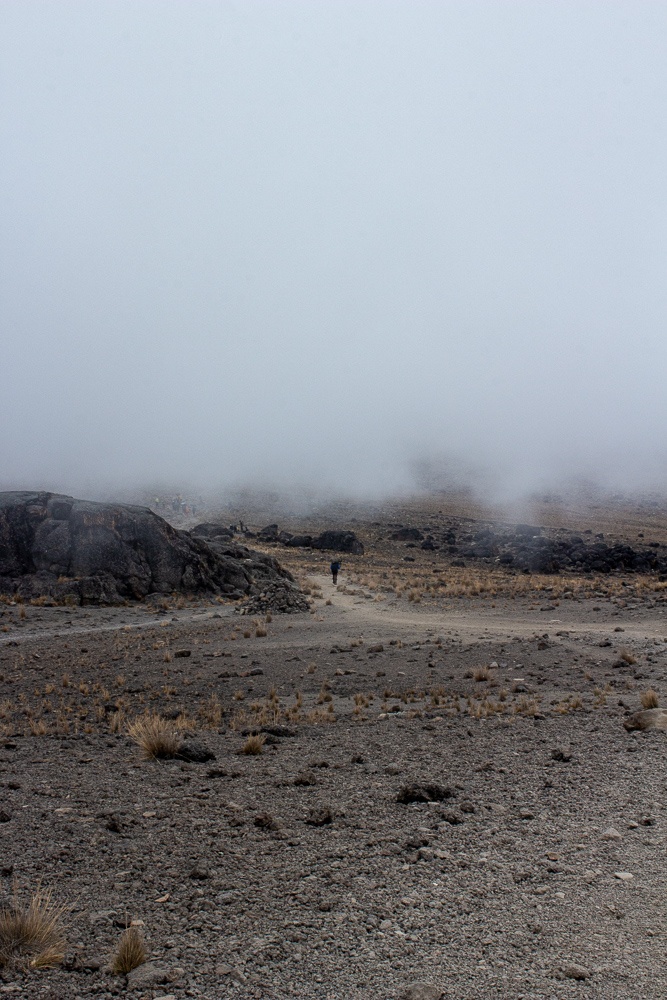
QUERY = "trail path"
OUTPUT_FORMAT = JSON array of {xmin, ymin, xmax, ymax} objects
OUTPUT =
[{"xmin": 2, "ymin": 572, "xmax": 665, "ymax": 650}]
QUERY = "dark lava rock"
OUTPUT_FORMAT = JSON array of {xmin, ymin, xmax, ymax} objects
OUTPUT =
[
  {"xmin": 391, "ymin": 527, "xmax": 424, "ymax": 541},
  {"xmin": 285, "ymin": 534, "xmax": 314, "ymax": 548},
  {"xmin": 397, "ymin": 783, "xmax": 455, "ymax": 804},
  {"xmin": 191, "ymin": 522, "xmax": 234, "ymax": 540},
  {"xmin": 257, "ymin": 524, "xmax": 280, "ymax": 542},
  {"xmin": 238, "ymin": 581, "xmax": 311, "ymax": 615},
  {"xmin": 0, "ymin": 491, "xmax": 299, "ymax": 605},
  {"xmin": 306, "ymin": 806, "xmax": 333, "ymax": 826},
  {"xmin": 312, "ymin": 531, "xmax": 364, "ymax": 554},
  {"xmin": 177, "ymin": 740, "xmax": 216, "ymax": 763}
]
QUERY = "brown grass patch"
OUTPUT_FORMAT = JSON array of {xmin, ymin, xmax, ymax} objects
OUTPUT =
[
  {"xmin": 111, "ymin": 925, "xmax": 146, "ymax": 974},
  {"xmin": 0, "ymin": 888, "xmax": 67, "ymax": 969},
  {"xmin": 240, "ymin": 733, "xmax": 266, "ymax": 755},
  {"xmin": 641, "ymin": 689, "xmax": 659, "ymax": 709},
  {"xmin": 127, "ymin": 714, "xmax": 181, "ymax": 759}
]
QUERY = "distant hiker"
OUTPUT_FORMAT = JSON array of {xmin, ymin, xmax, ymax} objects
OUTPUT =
[{"xmin": 330, "ymin": 560, "xmax": 341, "ymax": 585}]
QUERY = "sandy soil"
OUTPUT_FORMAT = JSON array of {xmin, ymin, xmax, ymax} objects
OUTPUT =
[{"xmin": 1, "ymin": 504, "xmax": 667, "ymax": 999}]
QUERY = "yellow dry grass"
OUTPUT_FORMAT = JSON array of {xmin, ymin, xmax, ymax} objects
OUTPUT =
[
  {"xmin": 0, "ymin": 888, "xmax": 67, "ymax": 970},
  {"xmin": 111, "ymin": 926, "xmax": 146, "ymax": 974},
  {"xmin": 127, "ymin": 714, "xmax": 181, "ymax": 759}
]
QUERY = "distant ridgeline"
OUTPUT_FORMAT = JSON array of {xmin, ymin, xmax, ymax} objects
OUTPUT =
[{"xmin": 0, "ymin": 492, "xmax": 304, "ymax": 606}]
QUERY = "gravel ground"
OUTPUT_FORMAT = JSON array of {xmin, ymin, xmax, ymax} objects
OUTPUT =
[{"xmin": 1, "ymin": 545, "xmax": 667, "ymax": 998}]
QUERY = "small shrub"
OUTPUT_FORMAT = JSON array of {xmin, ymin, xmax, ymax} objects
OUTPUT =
[
  {"xmin": 473, "ymin": 665, "xmax": 490, "ymax": 682},
  {"xmin": 111, "ymin": 925, "xmax": 146, "ymax": 975},
  {"xmin": 240, "ymin": 733, "xmax": 265, "ymax": 755},
  {"xmin": 127, "ymin": 714, "xmax": 180, "ymax": 759},
  {"xmin": 619, "ymin": 649, "xmax": 637, "ymax": 665},
  {"xmin": 255, "ymin": 627, "xmax": 267, "ymax": 638},
  {"xmin": 641, "ymin": 689, "xmax": 659, "ymax": 709},
  {"xmin": 0, "ymin": 888, "xmax": 67, "ymax": 969}
]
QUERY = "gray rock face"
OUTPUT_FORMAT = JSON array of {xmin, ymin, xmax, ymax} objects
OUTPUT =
[{"xmin": 0, "ymin": 491, "xmax": 296, "ymax": 605}]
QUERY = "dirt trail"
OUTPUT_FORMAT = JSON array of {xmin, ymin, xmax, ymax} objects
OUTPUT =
[
  {"xmin": 3, "ymin": 572, "xmax": 665, "ymax": 650},
  {"xmin": 311, "ymin": 574, "xmax": 667, "ymax": 644}
]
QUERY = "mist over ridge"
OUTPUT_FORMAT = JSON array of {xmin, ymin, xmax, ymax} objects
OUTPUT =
[{"xmin": 3, "ymin": 2, "xmax": 667, "ymax": 510}]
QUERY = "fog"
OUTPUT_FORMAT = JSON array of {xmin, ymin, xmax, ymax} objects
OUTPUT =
[{"xmin": 3, "ymin": 1, "xmax": 667, "ymax": 508}]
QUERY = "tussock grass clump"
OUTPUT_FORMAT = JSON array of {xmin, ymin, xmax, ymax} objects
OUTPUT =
[
  {"xmin": 127, "ymin": 714, "xmax": 180, "ymax": 759},
  {"xmin": 111, "ymin": 925, "xmax": 146, "ymax": 974},
  {"xmin": 619, "ymin": 648, "xmax": 637, "ymax": 665},
  {"xmin": 0, "ymin": 888, "xmax": 67, "ymax": 970},
  {"xmin": 473, "ymin": 665, "xmax": 490, "ymax": 682},
  {"xmin": 641, "ymin": 689, "xmax": 659, "ymax": 709},
  {"xmin": 240, "ymin": 733, "xmax": 266, "ymax": 755}
]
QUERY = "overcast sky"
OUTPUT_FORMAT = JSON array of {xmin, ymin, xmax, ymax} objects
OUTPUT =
[{"xmin": 2, "ymin": 1, "xmax": 667, "ymax": 503}]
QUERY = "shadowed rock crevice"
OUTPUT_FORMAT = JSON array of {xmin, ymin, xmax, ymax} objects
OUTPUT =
[{"xmin": 0, "ymin": 492, "xmax": 299, "ymax": 605}]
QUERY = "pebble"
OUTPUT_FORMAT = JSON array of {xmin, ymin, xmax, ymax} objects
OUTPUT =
[
  {"xmin": 561, "ymin": 962, "xmax": 592, "ymax": 980},
  {"xmin": 601, "ymin": 827, "xmax": 622, "ymax": 841},
  {"xmin": 614, "ymin": 872, "xmax": 634, "ymax": 881}
]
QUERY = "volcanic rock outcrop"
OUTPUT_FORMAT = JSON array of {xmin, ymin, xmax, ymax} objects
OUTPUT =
[{"xmin": 0, "ymin": 492, "xmax": 298, "ymax": 605}]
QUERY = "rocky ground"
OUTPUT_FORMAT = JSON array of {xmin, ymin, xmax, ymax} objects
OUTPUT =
[{"xmin": 1, "ymin": 497, "xmax": 667, "ymax": 999}]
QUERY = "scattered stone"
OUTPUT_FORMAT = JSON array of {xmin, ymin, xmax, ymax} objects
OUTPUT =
[
  {"xmin": 306, "ymin": 806, "xmax": 333, "ymax": 826},
  {"xmin": 551, "ymin": 748, "xmax": 572, "ymax": 762},
  {"xmin": 399, "ymin": 983, "xmax": 445, "ymax": 1000},
  {"xmin": 614, "ymin": 872, "xmax": 634, "ymax": 881},
  {"xmin": 623, "ymin": 708, "xmax": 667, "ymax": 731},
  {"xmin": 397, "ymin": 783, "xmax": 455, "ymax": 804},
  {"xmin": 173, "ymin": 649, "xmax": 191, "ymax": 658},
  {"xmin": 561, "ymin": 963, "xmax": 591, "ymax": 980},
  {"xmin": 126, "ymin": 962, "xmax": 170, "ymax": 989},
  {"xmin": 177, "ymin": 740, "xmax": 215, "ymax": 763},
  {"xmin": 601, "ymin": 827, "xmax": 622, "ymax": 841}
]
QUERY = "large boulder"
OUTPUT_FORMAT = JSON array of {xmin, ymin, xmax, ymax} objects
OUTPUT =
[
  {"xmin": 0, "ymin": 492, "xmax": 297, "ymax": 605},
  {"xmin": 312, "ymin": 531, "xmax": 364, "ymax": 554}
]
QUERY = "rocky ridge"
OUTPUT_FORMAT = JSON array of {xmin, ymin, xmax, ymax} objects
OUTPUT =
[{"xmin": 0, "ymin": 492, "xmax": 299, "ymax": 606}]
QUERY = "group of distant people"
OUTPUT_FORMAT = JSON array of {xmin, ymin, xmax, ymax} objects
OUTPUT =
[{"xmin": 152, "ymin": 495, "xmax": 199, "ymax": 517}]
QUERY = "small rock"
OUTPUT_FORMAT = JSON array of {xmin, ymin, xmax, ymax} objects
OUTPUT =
[
  {"xmin": 306, "ymin": 806, "xmax": 333, "ymax": 826},
  {"xmin": 126, "ymin": 962, "xmax": 170, "ymax": 989},
  {"xmin": 614, "ymin": 871, "xmax": 634, "ymax": 881},
  {"xmin": 397, "ymin": 783, "xmax": 454, "ymax": 804},
  {"xmin": 399, "ymin": 984, "xmax": 445, "ymax": 1000},
  {"xmin": 551, "ymin": 748, "xmax": 572, "ymax": 762},
  {"xmin": 173, "ymin": 649, "xmax": 191, "ymax": 658},
  {"xmin": 440, "ymin": 810, "xmax": 463, "ymax": 825},
  {"xmin": 519, "ymin": 808, "xmax": 534, "ymax": 820},
  {"xmin": 188, "ymin": 867, "xmax": 210, "ymax": 880},
  {"xmin": 0, "ymin": 811, "xmax": 11, "ymax": 824},
  {"xmin": 601, "ymin": 827, "xmax": 622, "ymax": 841},
  {"xmin": 177, "ymin": 740, "xmax": 215, "ymax": 763},
  {"xmin": 562, "ymin": 963, "xmax": 591, "ymax": 980}
]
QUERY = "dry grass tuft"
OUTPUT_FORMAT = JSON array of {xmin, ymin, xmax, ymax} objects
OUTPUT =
[
  {"xmin": 111, "ymin": 925, "xmax": 146, "ymax": 975},
  {"xmin": 0, "ymin": 888, "xmax": 67, "ymax": 969},
  {"xmin": 641, "ymin": 689, "xmax": 659, "ymax": 709},
  {"xmin": 240, "ymin": 733, "xmax": 266, "ymax": 755},
  {"xmin": 619, "ymin": 648, "xmax": 637, "ymax": 665},
  {"xmin": 127, "ymin": 714, "xmax": 181, "ymax": 759},
  {"xmin": 473, "ymin": 665, "xmax": 490, "ymax": 682}
]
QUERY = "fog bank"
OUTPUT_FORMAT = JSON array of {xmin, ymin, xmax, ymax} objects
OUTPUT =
[{"xmin": 3, "ymin": 2, "xmax": 667, "ymax": 507}]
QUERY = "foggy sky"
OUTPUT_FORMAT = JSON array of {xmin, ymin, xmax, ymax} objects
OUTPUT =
[{"xmin": 2, "ymin": 1, "xmax": 667, "ymax": 503}]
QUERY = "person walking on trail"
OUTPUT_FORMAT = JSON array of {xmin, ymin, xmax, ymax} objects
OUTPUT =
[{"xmin": 330, "ymin": 560, "xmax": 341, "ymax": 585}]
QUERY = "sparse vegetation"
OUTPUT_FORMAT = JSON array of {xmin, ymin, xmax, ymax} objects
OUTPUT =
[
  {"xmin": 111, "ymin": 925, "xmax": 146, "ymax": 974},
  {"xmin": 0, "ymin": 888, "xmax": 67, "ymax": 970},
  {"xmin": 641, "ymin": 689, "xmax": 659, "ymax": 709},
  {"xmin": 127, "ymin": 714, "xmax": 181, "ymax": 759},
  {"xmin": 240, "ymin": 733, "xmax": 266, "ymax": 755}
]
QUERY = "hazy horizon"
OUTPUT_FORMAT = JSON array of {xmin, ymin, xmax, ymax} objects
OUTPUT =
[{"xmin": 3, "ymin": 2, "xmax": 667, "ymax": 507}]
